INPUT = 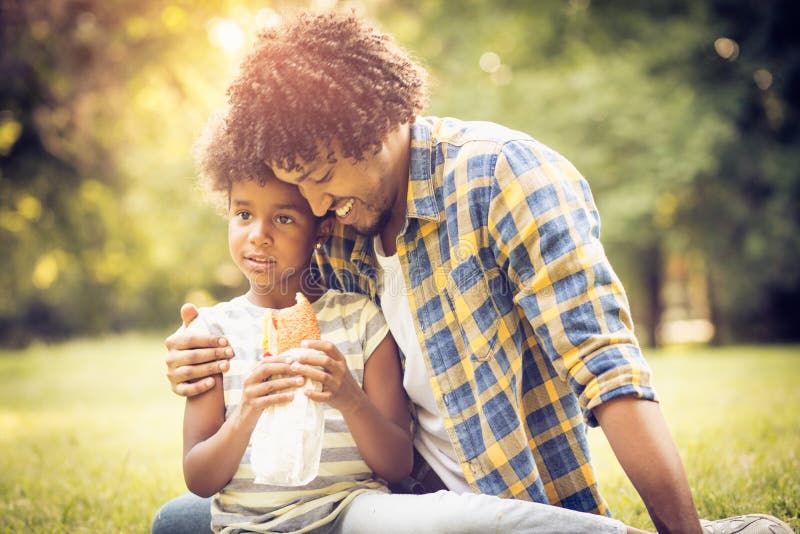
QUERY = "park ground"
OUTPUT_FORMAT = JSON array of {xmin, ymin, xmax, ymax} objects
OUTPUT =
[{"xmin": 0, "ymin": 335, "xmax": 797, "ymax": 532}]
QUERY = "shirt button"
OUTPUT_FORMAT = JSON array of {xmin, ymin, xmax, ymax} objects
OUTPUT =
[{"xmin": 434, "ymin": 267, "xmax": 448, "ymax": 293}]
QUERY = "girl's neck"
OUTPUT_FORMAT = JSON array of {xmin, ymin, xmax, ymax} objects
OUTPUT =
[{"xmin": 245, "ymin": 271, "xmax": 327, "ymax": 309}]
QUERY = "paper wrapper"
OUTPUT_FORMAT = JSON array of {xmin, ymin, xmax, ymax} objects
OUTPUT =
[{"xmin": 250, "ymin": 293, "xmax": 325, "ymax": 486}]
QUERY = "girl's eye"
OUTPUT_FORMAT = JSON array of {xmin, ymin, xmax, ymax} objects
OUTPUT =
[
  {"xmin": 237, "ymin": 211, "xmax": 252, "ymax": 221},
  {"xmin": 275, "ymin": 215, "xmax": 294, "ymax": 224}
]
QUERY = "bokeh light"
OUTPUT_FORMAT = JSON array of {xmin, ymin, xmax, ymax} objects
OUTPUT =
[
  {"xmin": 208, "ymin": 18, "xmax": 245, "ymax": 53},
  {"xmin": 714, "ymin": 37, "xmax": 739, "ymax": 60},
  {"xmin": 255, "ymin": 8, "xmax": 282, "ymax": 30},
  {"xmin": 479, "ymin": 51, "xmax": 501, "ymax": 73},
  {"xmin": 754, "ymin": 68, "xmax": 773, "ymax": 90}
]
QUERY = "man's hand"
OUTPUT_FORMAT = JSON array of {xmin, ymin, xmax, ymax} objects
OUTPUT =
[{"xmin": 164, "ymin": 303, "xmax": 235, "ymax": 397}]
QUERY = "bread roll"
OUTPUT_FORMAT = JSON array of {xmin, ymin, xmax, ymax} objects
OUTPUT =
[{"xmin": 262, "ymin": 293, "xmax": 320, "ymax": 356}]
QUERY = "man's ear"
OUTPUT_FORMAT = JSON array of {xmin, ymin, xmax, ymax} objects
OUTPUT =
[{"xmin": 315, "ymin": 217, "xmax": 334, "ymax": 246}]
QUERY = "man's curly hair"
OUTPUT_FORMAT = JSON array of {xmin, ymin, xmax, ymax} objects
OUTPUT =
[{"xmin": 224, "ymin": 10, "xmax": 428, "ymax": 175}]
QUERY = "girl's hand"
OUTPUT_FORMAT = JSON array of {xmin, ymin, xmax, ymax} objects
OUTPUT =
[
  {"xmin": 287, "ymin": 340, "xmax": 366, "ymax": 414},
  {"xmin": 236, "ymin": 355, "xmax": 305, "ymax": 428}
]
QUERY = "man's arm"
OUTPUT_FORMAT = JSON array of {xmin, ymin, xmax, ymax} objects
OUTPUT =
[
  {"xmin": 595, "ymin": 397, "xmax": 701, "ymax": 534},
  {"xmin": 165, "ymin": 304, "xmax": 235, "ymax": 397},
  {"xmin": 487, "ymin": 140, "xmax": 698, "ymax": 530}
]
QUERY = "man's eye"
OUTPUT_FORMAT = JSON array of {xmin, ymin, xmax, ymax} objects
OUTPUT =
[
  {"xmin": 276, "ymin": 215, "xmax": 294, "ymax": 224},
  {"xmin": 313, "ymin": 169, "xmax": 333, "ymax": 184}
]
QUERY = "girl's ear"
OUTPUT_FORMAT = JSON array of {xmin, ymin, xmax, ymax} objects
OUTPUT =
[{"xmin": 315, "ymin": 217, "xmax": 334, "ymax": 247}]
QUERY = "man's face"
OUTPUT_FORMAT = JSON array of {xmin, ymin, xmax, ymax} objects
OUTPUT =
[{"xmin": 271, "ymin": 143, "xmax": 401, "ymax": 238}]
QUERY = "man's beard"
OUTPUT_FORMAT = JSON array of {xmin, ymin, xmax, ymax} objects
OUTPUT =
[{"xmin": 353, "ymin": 204, "xmax": 393, "ymax": 238}]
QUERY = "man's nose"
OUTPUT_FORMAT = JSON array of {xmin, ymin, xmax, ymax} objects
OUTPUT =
[{"xmin": 299, "ymin": 184, "xmax": 333, "ymax": 217}]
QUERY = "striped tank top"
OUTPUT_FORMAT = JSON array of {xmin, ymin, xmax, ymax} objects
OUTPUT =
[{"xmin": 189, "ymin": 290, "xmax": 391, "ymax": 533}]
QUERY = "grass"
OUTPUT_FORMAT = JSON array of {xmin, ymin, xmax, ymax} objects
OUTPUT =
[
  {"xmin": 0, "ymin": 334, "xmax": 184, "ymax": 533},
  {"xmin": 588, "ymin": 345, "xmax": 800, "ymax": 531},
  {"xmin": 0, "ymin": 337, "xmax": 797, "ymax": 532}
]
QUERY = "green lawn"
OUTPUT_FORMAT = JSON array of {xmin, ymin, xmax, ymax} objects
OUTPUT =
[{"xmin": 0, "ymin": 336, "xmax": 797, "ymax": 532}]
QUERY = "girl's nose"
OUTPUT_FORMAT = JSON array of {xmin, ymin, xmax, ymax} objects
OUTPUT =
[{"xmin": 249, "ymin": 220, "xmax": 272, "ymax": 245}]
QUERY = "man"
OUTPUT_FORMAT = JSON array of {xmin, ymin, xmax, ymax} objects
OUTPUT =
[{"xmin": 157, "ymin": 10, "xmax": 793, "ymax": 534}]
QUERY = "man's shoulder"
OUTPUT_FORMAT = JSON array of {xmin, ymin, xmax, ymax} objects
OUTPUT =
[
  {"xmin": 422, "ymin": 115, "xmax": 535, "ymax": 150},
  {"xmin": 421, "ymin": 116, "xmax": 568, "ymax": 171}
]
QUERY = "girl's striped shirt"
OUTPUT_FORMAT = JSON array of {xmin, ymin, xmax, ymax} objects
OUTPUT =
[{"xmin": 186, "ymin": 290, "xmax": 391, "ymax": 533}]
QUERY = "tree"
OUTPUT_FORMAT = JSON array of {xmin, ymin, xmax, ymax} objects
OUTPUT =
[{"xmin": 680, "ymin": 0, "xmax": 800, "ymax": 342}]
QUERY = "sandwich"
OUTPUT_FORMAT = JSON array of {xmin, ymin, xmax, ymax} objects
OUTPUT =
[
  {"xmin": 262, "ymin": 292, "xmax": 320, "ymax": 356},
  {"xmin": 251, "ymin": 291, "xmax": 325, "ymax": 486}
]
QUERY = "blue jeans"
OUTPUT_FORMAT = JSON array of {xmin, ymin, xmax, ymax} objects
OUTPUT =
[
  {"xmin": 151, "ymin": 492, "xmax": 212, "ymax": 534},
  {"xmin": 152, "ymin": 490, "xmax": 624, "ymax": 534}
]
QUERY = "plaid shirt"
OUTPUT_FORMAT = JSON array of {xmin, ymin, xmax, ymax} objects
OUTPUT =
[{"xmin": 313, "ymin": 116, "xmax": 657, "ymax": 515}]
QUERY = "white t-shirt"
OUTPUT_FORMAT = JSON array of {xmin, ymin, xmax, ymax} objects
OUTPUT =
[{"xmin": 373, "ymin": 236, "xmax": 471, "ymax": 493}]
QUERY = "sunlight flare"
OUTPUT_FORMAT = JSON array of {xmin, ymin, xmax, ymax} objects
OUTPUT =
[{"xmin": 208, "ymin": 19, "xmax": 245, "ymax": 53}]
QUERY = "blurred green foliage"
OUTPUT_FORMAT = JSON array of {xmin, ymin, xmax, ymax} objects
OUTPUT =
[{"xmin": 1, "ymin": 0, "xmax": 798, "ymax": 346}]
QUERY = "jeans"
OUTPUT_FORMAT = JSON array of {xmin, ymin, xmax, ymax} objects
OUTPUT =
[
  {"xmin": 151, "ymin": 492, "xmax": 212, "ymax": 534},
  {"xmin": 325, "ymin": 491, "xmax": 624, "ymax": 534},
  {"xmin": 152, "ymin": 490, "xmax": 624, "ymax": 534}
]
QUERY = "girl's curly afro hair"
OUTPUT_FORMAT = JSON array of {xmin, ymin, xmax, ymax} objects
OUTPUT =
[
  {"xmin": 222, "ymin": 10, "xmax": 428, "ymax": 177},
  {"xmin": 193, "ymin": 108, "xmax": 277, "ymax": 209}
]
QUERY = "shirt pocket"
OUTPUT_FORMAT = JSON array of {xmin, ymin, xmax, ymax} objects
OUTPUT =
[{"xmin": 443, "ymin": 256, "xmax": 501, "ymax": 362}]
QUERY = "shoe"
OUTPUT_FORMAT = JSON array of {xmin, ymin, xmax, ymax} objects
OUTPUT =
[{"xmin": 700, "ymin": 514, "xmax": 794, "ymax": 534}]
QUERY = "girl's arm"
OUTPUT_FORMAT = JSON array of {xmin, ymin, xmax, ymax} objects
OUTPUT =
[
  {"xmin": 292, "ymin": 335, "xmax": 413, "ymax": 482},
  {"xmin": 182, "ymin": 356, "xmax": 302, "ymax": 497}
]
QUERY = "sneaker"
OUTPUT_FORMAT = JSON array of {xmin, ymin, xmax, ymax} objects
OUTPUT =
[{"xmin": 700, "ymin": 514, "xmax": 794, "ymax": 534}]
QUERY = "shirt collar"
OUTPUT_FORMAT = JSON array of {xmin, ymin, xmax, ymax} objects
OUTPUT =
[
  {"xmin": 406, "ymin": 116, "xmax": 442, "ymax": 222},
  {"xmin": 343, "ymin": 117, "xmax": 442, "ymax": 270}
]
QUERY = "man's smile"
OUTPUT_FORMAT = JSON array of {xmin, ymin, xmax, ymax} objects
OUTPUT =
[{"xmin": 334, "ymin": 198, "xmax": 355, "ymax": 218}]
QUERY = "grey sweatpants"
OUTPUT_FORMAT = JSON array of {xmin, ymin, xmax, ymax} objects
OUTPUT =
[{"xmin": 325, "ymin": 490, "xmax": 625, "ymax": 534}]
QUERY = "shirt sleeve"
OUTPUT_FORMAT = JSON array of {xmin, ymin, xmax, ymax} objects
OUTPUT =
[
  {"xmin": 357, "ymin": 297, "xmax": 391, "ymax": 363},
  {"xmin": 488, "ymin": 139, "xmax": 658, "ymax": 426}
]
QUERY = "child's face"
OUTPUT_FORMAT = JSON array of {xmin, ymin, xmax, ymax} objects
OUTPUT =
[{"xmin": 228, "ymin": 178, "xmax": 326, "ymax": 302}]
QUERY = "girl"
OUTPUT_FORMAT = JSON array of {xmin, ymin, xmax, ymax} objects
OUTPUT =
[{"xmin": 180, "ymin": 124, "xmax": 412, "ymax": 532}]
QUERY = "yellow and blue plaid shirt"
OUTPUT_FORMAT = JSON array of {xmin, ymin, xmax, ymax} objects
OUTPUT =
[{"xmin": 313, "ymin": 116, "xmax": 657, "ymax": 515}]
